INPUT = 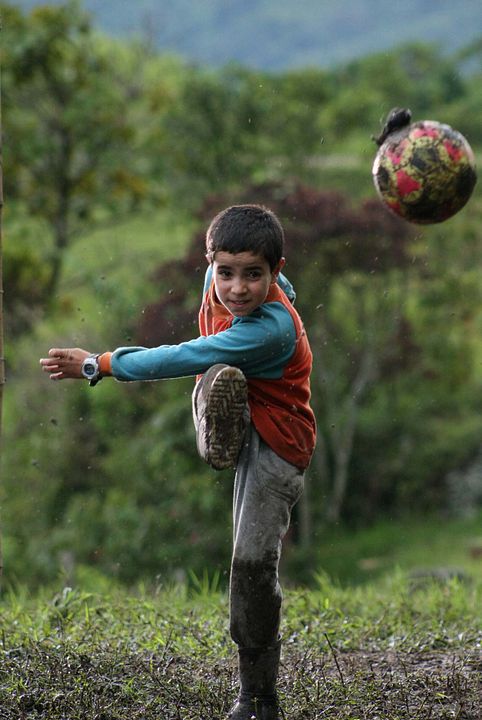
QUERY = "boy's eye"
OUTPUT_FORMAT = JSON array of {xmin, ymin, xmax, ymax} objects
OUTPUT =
[{"xmin": 216, "ymin": 267, "xmax": 263, "ymax": 280}]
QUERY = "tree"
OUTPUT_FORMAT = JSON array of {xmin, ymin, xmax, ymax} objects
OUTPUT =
[
  {"xmin": 159, "ymin": 64, "xmax": 333, "ymax": 204},
  {"xmin": 2, "ymin": 2, "xmax": 149, "ymax": 301},
  {"xmin": 319, "ymin": 43, "xmax": 468, "ymax": 147},
  {"xmin": 0, "ymin": 23, "xmax": 4, "ymax": 586}
]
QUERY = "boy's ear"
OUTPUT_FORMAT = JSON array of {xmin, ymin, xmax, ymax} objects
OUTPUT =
[
  {"xmin": 271, "ymin": 257, "xmax": 286, "ymax": 281},
  {"xmin": 205, "ymin": 252, "xmax": 213, "ymax": 265}
]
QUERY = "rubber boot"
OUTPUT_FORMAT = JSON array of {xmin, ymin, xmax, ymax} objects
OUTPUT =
[
  {"xmin": 228, "ymin": 642, "xmax": 281, "ymax": 720},
  {"xmin": 192, "ymin": 364, "xmax": 248, "ymax": 470}
]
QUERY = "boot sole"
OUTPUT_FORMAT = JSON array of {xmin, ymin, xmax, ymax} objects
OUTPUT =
[{"xmin": 206, "ymin": 367, "xmax": 248, "ymax": 469}]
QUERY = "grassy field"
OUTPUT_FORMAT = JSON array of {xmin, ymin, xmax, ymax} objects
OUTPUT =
[
  {"xmin": 1, "ymin": 432, "xmax": 481, "ymax": 712},
  {"xmin": 1, "ymin": 567, "xmax": 481, "ymax": 719},
  {"xmin": 3, "ymin": 511, "xmax": 481, "ymax": 719},
  {"xmin": 288, "ymin": 511, "xmax": 482, "ymax": 587}
]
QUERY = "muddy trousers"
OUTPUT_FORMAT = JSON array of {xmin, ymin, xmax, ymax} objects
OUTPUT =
[
  {"xmin": 193, "ymin": 371, "xmax": 304, "ymax": 717},
  {"xmin": 229, "ymin": 423, "xmax": 304, "ymax": 649}
]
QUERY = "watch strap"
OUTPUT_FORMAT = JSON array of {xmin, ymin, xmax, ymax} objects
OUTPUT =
[
  {"xmin": 98, "ymin": 352, "xmax": 113, "ymax": 376},
  {"xmin": 90, "ymin": 353, "xmax": 101, "ymax": 386}
]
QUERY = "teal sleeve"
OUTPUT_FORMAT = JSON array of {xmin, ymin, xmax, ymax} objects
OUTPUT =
[
  {"xmin": 203, "ymin": 266, "xmax": 213, "ymax": 293},
  {"xmin": 110, "ymin": 302, "xmax": 296, "ymax": 381},
  {"xmin": 277, "ymin": 272, "xmax": 296, "ymax": 303}
]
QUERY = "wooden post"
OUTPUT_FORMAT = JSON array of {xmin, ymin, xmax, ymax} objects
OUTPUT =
[{"xmin": 0, "ymin": 46, "xmax": 5, "ymax": 586}]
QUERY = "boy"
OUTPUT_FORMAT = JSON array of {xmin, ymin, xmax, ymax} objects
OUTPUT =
[{"xmin": 40, "ymin": 204, "xmax": 316, "ymax": 720}]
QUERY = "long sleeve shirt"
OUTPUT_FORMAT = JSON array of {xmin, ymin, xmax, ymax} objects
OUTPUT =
[{"xmin": 104, "ymin": 268, "xmax": 316, "ymax": 469}]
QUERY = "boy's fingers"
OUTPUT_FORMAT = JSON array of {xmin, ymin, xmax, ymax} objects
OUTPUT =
[
  {"xmin": 40, "ymin": 348, "xmax": 87, "ymax": 381},
  {"xmin": 40, "ymin": 358, "xmax": 59, "ymax": 368},
  {"xmin": 42, "ymin": 350, "xmax": 72, "ymax": 366}
]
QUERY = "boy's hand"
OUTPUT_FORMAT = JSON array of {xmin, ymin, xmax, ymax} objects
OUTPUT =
[{"xmin": 40, "ymin": 348, "xmax": 91, "ymax": 380}]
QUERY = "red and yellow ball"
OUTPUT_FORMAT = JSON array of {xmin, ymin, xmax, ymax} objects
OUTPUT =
[{"xmin": 373, "ymin": 119, "xmax": 477, "ymax": 224}]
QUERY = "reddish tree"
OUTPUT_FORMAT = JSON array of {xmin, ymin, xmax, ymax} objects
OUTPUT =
[{"xmin": 138, "ymin": 181, "xmax": 415, "ymax": 350}]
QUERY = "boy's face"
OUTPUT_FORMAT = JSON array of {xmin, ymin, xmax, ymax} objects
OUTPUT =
[{"xmin": 211, "ymin": 251, "xmax": 285, "ymax": 317}]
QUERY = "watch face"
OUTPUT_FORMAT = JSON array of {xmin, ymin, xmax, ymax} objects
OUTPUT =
[{"xmin": 82, "ymin": 360, "xmax": 98, "ymax": 378}]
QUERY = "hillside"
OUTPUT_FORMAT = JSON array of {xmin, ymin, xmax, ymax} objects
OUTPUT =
[{"xmin": 13, "ymin": 0, "xmax": 482, "ymax": 70}]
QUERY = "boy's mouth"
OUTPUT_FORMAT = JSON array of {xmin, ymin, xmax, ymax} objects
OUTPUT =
[{"xmin": 228, "ymin": 299, "xmax": 251, "ymax": 313}]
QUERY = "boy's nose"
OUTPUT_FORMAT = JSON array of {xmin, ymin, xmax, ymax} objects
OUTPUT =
[{"xmin": 232, "ymin": 278, "xmax": 248, "ymax": 294}]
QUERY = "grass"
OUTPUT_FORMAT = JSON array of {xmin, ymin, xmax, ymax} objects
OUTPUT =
[
  {"xmin": 63, "ymin": 205, "xmax": 197, "ymax": 290},
  {"xmin": 298, "ymin": 511, "xmax": 482, "ymax": 587},
  {"xmin": 1, "ymin": 571, "xmax": 481, "ymax": 719},
  {"xmin": 54, "ymin": 205, "xmax": 199, "ymax": 341}
]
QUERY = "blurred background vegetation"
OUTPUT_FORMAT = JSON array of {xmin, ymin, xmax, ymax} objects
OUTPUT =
[{"xmin": 1, "ymin": 1, "xmax": 482, "ymax": 591}]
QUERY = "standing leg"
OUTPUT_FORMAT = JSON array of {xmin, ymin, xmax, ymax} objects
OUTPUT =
[{"xmin": 228, "ymin": 425, "xmax": 304, "ymax": 720}]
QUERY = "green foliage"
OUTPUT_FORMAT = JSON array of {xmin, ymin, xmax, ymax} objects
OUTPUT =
[
  {"xmin": 1, "ymin": 1, "xmax": 183, "ymax": 302},
  {"xmin": 158, "ymin": 64, "xmax": 332, "ymax": 202},
  {"xmin": 1, "ymin": 208, "xmax": 217, "ymax": 587},
  {"xmin": 286, "ymin": 510, "xmax": 482, "ymax": 586},
  {"xmin": 2, "ymin": 5, "xmax": 482, "ymax": 588},
  {"xmin": 320, "ymin": 42, "xmax": 469, "ymax": 144},
  {"xmin": 3, "ymin": 238, "xmax": 50, "ymax": 338}
]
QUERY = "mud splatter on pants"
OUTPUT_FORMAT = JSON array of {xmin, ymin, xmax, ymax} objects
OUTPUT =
[{"xmin": 229, "ymin": 423, "xmax": 304, "ymax": 648}]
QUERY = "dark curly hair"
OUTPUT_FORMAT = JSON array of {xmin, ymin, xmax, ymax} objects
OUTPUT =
[{"xmin": 206, "ymin": 204, "xmax": 285, "ymax": 270}]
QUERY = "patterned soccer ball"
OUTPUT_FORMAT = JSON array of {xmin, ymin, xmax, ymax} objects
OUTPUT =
[{"xmin": 372, "ymin": 112, "xmax": 477, "ymax": 224}]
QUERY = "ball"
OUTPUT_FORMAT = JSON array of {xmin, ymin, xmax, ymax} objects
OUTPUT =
[{"xmin": 372, "ymin": 111, "xmax": 477, "ymax": 224}]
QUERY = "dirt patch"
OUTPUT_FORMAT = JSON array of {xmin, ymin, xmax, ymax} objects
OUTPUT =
[
  {"xmin": 282, "ymin": 649, "xmax": 482, "ymax": 719},
  {"xmin": 0, "ymin": 646, "xmax": 480, "ymax": 719}
]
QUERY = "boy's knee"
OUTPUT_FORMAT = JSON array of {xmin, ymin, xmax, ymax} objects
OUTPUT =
[
  {"xmin": 229, "ymin": 554, "xmax": 282, "ymax": 647},
  {"xmin": 230, "ymin": 551, "xmax": 279, "ymax": 593}
]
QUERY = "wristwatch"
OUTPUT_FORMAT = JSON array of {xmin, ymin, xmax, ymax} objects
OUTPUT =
[{"xmin": 81, "ymin": 354, "xmax": 102, "ymax": 386}]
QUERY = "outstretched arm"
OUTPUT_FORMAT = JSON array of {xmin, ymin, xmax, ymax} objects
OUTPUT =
[{"xmin": 40, "ymin": 347, "xmax": 91, "ymax": 380}]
